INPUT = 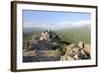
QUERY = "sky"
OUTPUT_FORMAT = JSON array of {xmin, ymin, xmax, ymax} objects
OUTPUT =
[{"xmin": 23, "ymin": 10, "xmax": 91, "ymax": 30}]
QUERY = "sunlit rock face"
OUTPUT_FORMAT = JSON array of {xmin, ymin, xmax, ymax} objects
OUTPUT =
[
  {"xmin": 40, "ymin": 30, "xmax": 61, "ymax": 41},
  {"xmin": 23, "ymin": 30, "xmax": 62, "ymax": 50}
]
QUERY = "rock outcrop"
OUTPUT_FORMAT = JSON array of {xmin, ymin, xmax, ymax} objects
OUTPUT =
[{"xmin": 23, "ymin": 30, "xmax": 91, "ymax": 61}]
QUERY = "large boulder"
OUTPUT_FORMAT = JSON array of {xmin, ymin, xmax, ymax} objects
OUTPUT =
[{"xmin": 78, "ymin": 41, "xmax": 85, "ymax": 49}]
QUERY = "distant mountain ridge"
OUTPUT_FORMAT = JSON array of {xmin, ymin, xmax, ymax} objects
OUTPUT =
[
  {"xmin": 23, "ymin": 25, "xmax": 90, "ymax": 33},
  {"xmin": 23, "ymin": 27, "xmax": 46, "ymax": 33}
]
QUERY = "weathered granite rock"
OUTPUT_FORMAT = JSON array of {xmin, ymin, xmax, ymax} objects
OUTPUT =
[{"xmin": 23, "ymin": 30, "xmax": 91, "ymax": 61}]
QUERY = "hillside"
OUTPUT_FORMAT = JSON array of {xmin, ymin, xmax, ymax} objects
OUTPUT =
[
  {"xmin": 23, "ymin": 26, "xmax": 91, "ymax": 44},
  {"xmin": 57, "ymin": 26, "xmax": 91, "ymax": 44},
  {"xmin": 23, "ymin": 29, "xmax": 91, "ymax": 62}
]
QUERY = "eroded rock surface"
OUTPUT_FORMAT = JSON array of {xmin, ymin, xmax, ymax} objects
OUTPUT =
[{"xmin": 23, "ymin": 30, "xmax": 91, "ymax": 62}]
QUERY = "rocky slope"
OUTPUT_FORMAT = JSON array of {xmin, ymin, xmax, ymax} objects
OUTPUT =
[{"xmin": 23, "ymin": 30, "xmax": 91, "ymax": 62}]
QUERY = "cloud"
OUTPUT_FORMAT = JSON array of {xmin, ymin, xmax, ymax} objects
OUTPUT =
[
  {"xmin": 23, "ymin": 20, "xmax": 91, "ymax": 30},
  {"xmin": 48, "ymin": 20, "xmax": 91, "ymax": 30},
  {"xmin": 72, "ymin": 20, "xmax": 91, "ymax": 26}
]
